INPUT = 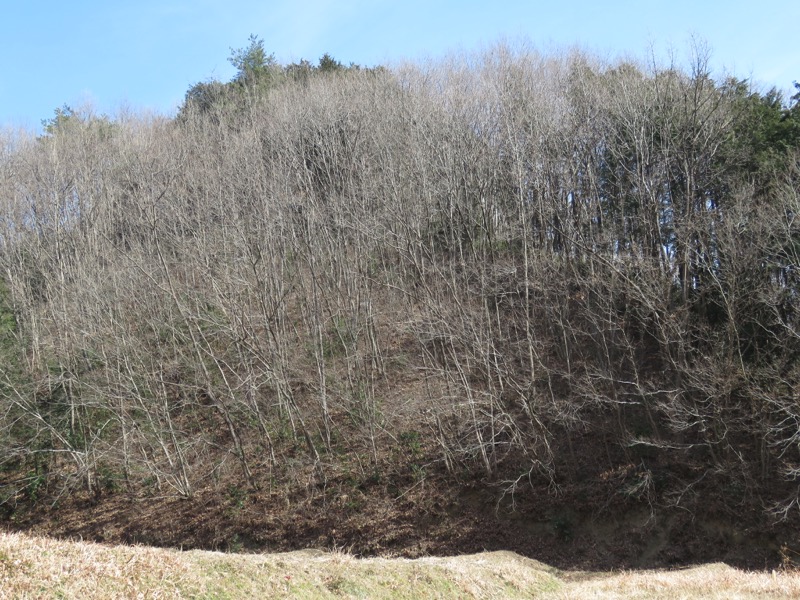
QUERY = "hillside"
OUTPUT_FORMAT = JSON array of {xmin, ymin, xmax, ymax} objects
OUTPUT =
[{"xmin": 1, "ymin": 42, "xmax": 800, "ymax": 568}]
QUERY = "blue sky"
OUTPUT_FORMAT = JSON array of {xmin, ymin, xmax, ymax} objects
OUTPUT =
[{"xmin": 1, "ymin": 1, "xmax": 797, "ymax": 130}]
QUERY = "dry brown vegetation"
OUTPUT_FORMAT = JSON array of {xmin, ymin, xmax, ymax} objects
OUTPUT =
[
  {"xmin": 1, "ymin": 41, "xmax": 800, "ymax": 570},
  {"xmin": 2, "ymin": 531, "xmax": 799, "ymax": 599}
]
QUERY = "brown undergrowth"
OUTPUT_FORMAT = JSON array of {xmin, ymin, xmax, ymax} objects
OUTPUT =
[{"xmin": 2, "ymin": 440, "xmax": 797, "ymax": 574}]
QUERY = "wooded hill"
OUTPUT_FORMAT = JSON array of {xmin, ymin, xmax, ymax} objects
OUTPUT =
[{"xmin": 1, "ymin": 40, "xmax": 800, "ymax": 567}]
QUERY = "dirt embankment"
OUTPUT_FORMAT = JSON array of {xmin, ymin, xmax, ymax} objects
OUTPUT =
[{"xmin": 3, "ymin": 462, "xmax": 795, "ymax": 574}]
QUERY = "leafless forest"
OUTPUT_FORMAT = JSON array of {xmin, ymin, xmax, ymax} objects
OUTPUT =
[{"xmin": 1, "ymin": 43, "xmax": 799, "ymax": 565}]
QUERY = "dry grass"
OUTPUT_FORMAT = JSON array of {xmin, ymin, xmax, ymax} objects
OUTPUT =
[
  {"xmin": 1, "ymin": 531, "xmax": 798, "ymax": 599},
  {"xmin": 0, "ymin": 533, "xmax": 558, "ymax": 599},
  {"xmin": 557, "ymin": 562, "xmax": 800, "ymax": 600}
]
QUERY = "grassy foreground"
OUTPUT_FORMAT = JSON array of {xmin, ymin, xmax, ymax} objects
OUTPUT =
[{"xmin": 1, "ymin": 532, "xmax": 799, "ymax": 599}]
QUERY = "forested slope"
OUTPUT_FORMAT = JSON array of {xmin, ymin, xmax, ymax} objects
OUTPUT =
[{"xmin": 1, "ymin": 41, "xmax": 799, "ymax": 568}]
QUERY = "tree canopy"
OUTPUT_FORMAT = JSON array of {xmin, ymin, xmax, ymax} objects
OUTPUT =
[{"xmin": 178, "ymin": 35, "xmax": 370, "ymax": 120}]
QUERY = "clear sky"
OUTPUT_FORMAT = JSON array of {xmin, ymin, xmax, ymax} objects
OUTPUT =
[{"xmin": 1, "ymin": 1, "xmax": 797, "ymax": 130}]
